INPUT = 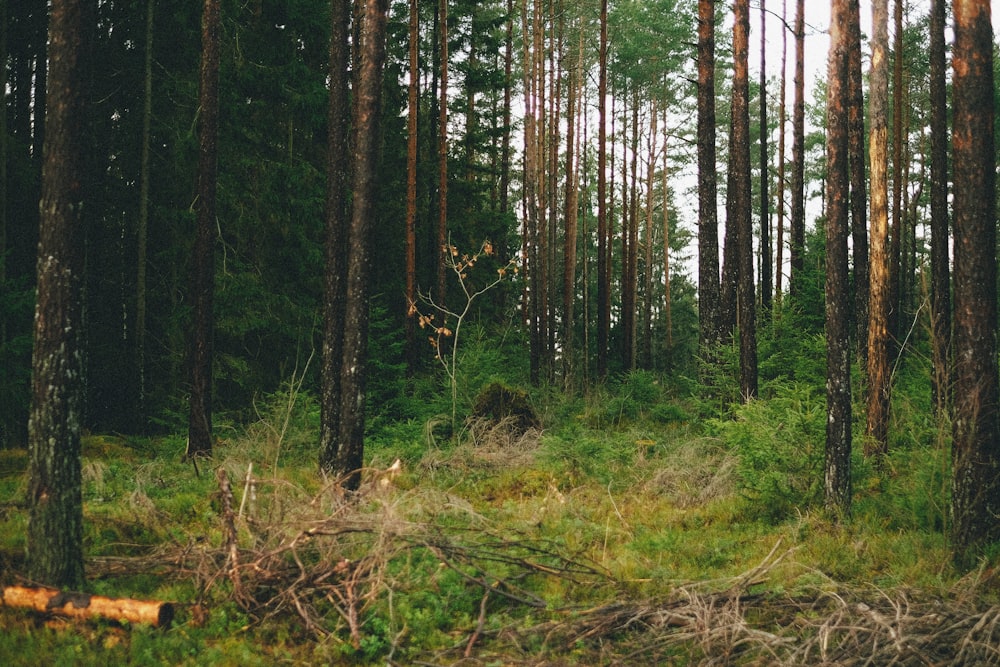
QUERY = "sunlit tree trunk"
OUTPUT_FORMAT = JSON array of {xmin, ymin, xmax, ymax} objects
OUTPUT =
[
  {"xmin": 186, "ymin": 0, "xmax": 221, "ymax": 459},
  {"xmin": 866, "ymin": 0, "xmax": 891, "ymax": 460},
  {"xmin": 825, "ymin": 0, "xmax": 852, "ymax": 516},
  {"xmin": 27, "ymin": 0, "xmax": 90, "ymax": 589},
  {"xmin": 950, "ymin": 0, "xmax": 998, "ymax": 569},
  {"xmin": 928, "ymin": 0, "xmax": 949, "ymax": 415}
]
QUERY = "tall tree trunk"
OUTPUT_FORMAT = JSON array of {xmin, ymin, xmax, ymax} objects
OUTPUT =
[
  {"xmin": 788, "ymin": 0, "xmax": 805, "ymax": 297},
  {"xmin": 732, "ymin": 0, "xmax": 757, "ymax": 401},
  {"xmin": 323, "ymin": 0, "xmax": 389, "ymax": 489},
  {"xmin": 758, "ymin": 0, "xmax": 771, "ymax": 314},
  {"xmin": 696, "ymin": 0, "xmax": 720, "ymax": 354},
  {"xmin": 775, "ymin": 0, "xmax": 787, "ymax": 305},
  {"xmin": 847, "ymin": 0, "xmax": 867, "ymax": 358},
  {"xmin": 31, "ymin": 5, "xmax": 47, "ymax": 164},
  {"xmin": 436, "ymin": 0, "xmax": 449, "ymax": 306},
  {"xmin": 0, "ymin": 0, "xmax": 7, "ymax": 352},
  {"xmin": 561, "ymin": 15, "xmax": 580, "ymax": 389},
  {"xmin": 186, "ymin": 0, "xmax": 221, "ymax": 460},
  {"xmin": 866, "ymin": 0, "xmax": 891, "ymax": 460},
  {"xmin": 596, "ymin": 0, "xmax": 609, "ymax": 379},
  {"xmin": 405, "ymin": 0, "xmax": 418, "ymax": 374},
  {"xmin": 546, "ymin": 0, "xmax": 561, "ymax": 382},
  {"xmin": 928, "ymin": 0, "xmax": 949, "ymax": 414},
  {"xmin": 950, "ymin": 0, "xmax": 998, "ymax": 569},
  {"xmin": 888, "ymin": 0, "xmax": 903, "ymax": 360},
  {"xmin": 319, "ymin": 0, "xmax": 351, "ymax": 476},
  {"xmin": 623, "ymin": 89, "xmax": 639, "ymax": 372},
  {"xmin": 642, "ymin": 101, "xmax": 657, "ymax": 369},
  {"xmin": 537, "ymin": 0, "xmax": 551, "ymax": 382},
  {"xmin": 662, "ymin": 102, "xmax": 673, "ymax": 353},
  {"xmin": 520, "ymin": 0, "xmax": 541, "ymax": 385},
  {"xmin": 825, "ymin": 0, "xmax": 852, "ymax": 516},
  {"xmin": 581, "ymin": 93, "xmax": 591, "ymax": 385},
  {"xmin": 135, "ymin": 0, "xmax": 154, "ymax": 431},
  {"xmin": 27, "ymin": 0, "xmax": 90, "ymax": 590},
  {"xmin": 500, "ymin": 0, "xmax": 513, "ymax": 218}
]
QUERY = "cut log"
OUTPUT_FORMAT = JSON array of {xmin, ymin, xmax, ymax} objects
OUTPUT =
[{"xmin": 1, "ymin": 585, "xmax": 174, "ymax": 627}]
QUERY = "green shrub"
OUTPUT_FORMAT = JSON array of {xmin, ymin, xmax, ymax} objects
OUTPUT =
[{"xmin": 708, "ymin": 383, "xmax": 825, "ymax": 521}]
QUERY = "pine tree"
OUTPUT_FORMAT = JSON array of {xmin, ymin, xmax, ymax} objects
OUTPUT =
[{"xmin": 27, "ymin": 0, "xmax": 91, "ymax": 589}]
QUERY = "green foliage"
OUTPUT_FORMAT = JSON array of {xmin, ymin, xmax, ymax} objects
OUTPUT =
[
  {"xmin": 707, "ymin": 383, "xmax": 825, "ymax": 522},
  {"xmin": 583, "ymin": 370, "xmax": 668, "ymax": 428},
  {"xmin": 757, "ymin": 310, "xmax": 827, "ymax": 389}
]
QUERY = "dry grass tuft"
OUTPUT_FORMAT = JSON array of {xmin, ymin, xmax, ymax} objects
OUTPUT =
[{"xmin": 641, "ymin": 438, "xmax": 737, "ymax": 507}]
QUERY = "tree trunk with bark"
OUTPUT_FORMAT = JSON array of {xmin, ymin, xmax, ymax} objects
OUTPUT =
[
  {"xmin": 0, "ymin": 0, "xmax": 8, "ymax": 353},
  {"xmin": 789, "ymin": 0, "xmax": 805, "ymax": 297},
  {"xmin": 134, "ymin": 0, "xmax": 154, "ymax": 431},
  {"xmin": 319, "ymin": 0, "xmax": 351, "ymax": 477},
  {"xmin": 186, "ymin": 0, "xmax": 221, "ymax": 460},
  {"xmin": 404, "ymin": 0, "xmax": 419, "ymax": 374},
  {"xmin": 596, "ymin": 0, "xmax": 609, "ymax": 379},
  {"xmin": 696, "ymin": 0, "xmax": 721, "ymax": 354},
  {"xmin": 436, "ymin": 0, "xmax": 449, "ymax": 307},
  {"xmin": 847, "ymin": 0, "xmax": 867, "ymax": 358},
  {"xmin": 732, "ymin": 0, "xmax": 757, "ymax": 401},
  {"xmin": 775, "ymin": 0, "xmax": 787, "ymax": 305},
  {"xmin": 562, "ymin": 16, "xmax": 579, "ymax": 389},
  {"xmin": 950, "ymin": 0, "xmax": 998, "ymax": 569},
  {"xmin": 866, "ymin": 0, "xmax": 891, "ymax": 460},
  {"xmin": 758, "ymin": 0, "xmax": 771, "ymax": 315},
  {"xmin": 27, "ymin": 0, "xmax": 90, "ymax": 590},
  {"xmin": 326, "ymin": 0, "xmax": 388, "ymax": 490},
  {"xmin": 888, "ymin": 0, "xmax": 904, "ymax": 362},
  {"xmin": 928, "ymin": 0, "xmax": 949, "ymax": 415},
  {"xmin": 825, "ymin": 0, "xmax": 852, "ymax": 517}
]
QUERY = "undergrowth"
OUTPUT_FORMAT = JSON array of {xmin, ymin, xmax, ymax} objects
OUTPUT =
[{"xmin": 0, "ymin": 344, "xmax": 998, "ymax": 665}]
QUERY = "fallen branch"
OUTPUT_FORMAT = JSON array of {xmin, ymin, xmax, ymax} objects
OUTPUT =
[{"xmin": 1, "ymin": 585, "xmax": 174, "ymax": 627}]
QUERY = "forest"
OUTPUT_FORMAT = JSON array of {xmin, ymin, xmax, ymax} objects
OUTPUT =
[{"xmin": 2, "ymin": 0, "xmax": 1000, "ymax": 663}]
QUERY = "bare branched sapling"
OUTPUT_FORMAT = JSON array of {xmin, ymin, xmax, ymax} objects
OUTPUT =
[{"xmin": 410, "ymin": 240, "xmax": 517, "ymax": 436}]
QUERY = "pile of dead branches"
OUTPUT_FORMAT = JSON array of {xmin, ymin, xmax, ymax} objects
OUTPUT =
[
  {"xmin": 176, "ymin": 461, "xmax": 604, "ymax": 653},
  {"xmin": 498, "ymin": 543, "xmax": 1000, "ymax": 666}
]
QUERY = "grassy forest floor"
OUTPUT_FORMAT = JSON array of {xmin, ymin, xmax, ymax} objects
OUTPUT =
[{"xmin": 1, "ymin": 344, "xmax": 1000, "ymax": 665}]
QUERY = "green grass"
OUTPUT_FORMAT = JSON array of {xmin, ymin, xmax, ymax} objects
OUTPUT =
[{"xmin": 0, "ymin": 369, "xmax": 997, "ymax": 665}]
